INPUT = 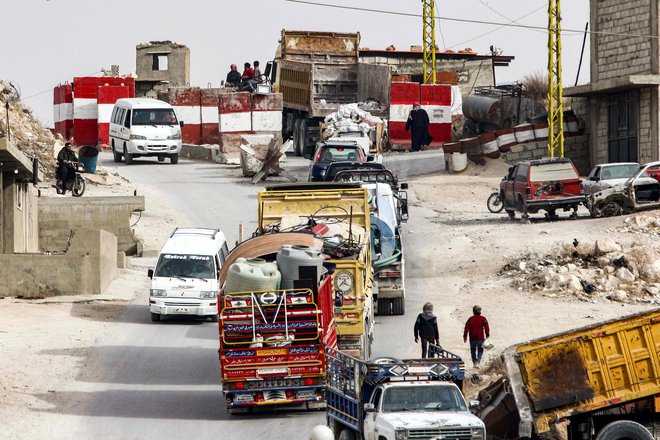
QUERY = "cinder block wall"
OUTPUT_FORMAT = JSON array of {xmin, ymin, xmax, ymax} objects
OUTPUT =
[
  {"xmin": 501, "ymin": 136, "xmax": 590, "ymax": 175},
  {"xmin": 0, "ymin": 228, "xmax": 117, "ymax": 298},
  {"xmin": 38, "ymin": 196, "xmax": 145, "ymax": 255}
]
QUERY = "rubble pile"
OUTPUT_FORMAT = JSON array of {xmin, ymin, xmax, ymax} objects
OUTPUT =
[
  {"xmin": 502, "ymin": 238, "xmax": 660, "ymax": 304},
  {"xmin": 611, "ymin": 214, "xmax": 660, "ymax": 236},
  {"xmin": 0, "ymin": 80, "xmax": 58, "ymax": 174},
  {"xmin": 322, "ymin": 103, "xmax": 384, "ymax": 139}
]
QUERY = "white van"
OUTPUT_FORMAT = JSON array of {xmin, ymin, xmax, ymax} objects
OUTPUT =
[
  {"xmin": 147, "ymin": 228, "xmax": 229, "ymax": 322},
  {"xmin": 109, "ymin": 98, "xmax": 182, "ymax": 165}
]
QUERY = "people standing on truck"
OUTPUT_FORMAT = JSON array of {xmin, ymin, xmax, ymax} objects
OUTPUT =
[
  {"xmin": 414, "ymin": 302, "xmax": 440, "ymax": 358},
  {"xmin": 463, "ymin": 305, "xmax": 490, "ymax": 368},
  {"xmin": 226, "ymin": 64, "xmax": 241, "ymax": 87},
  {"xmin": 405, "ymin": 103, "xmax": 431, "ymax": 152},
  {"xmin": 56, "ymin": 141, "xmax": 78, "ymax": 184}
]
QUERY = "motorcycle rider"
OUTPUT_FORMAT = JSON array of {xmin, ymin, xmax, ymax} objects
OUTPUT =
[{"xmin": 56, "ymin": 142, "xmax": 78, "ymax": 188}]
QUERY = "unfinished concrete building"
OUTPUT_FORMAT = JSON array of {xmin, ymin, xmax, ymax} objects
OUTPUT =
[
  {"xmin": 565, "ymin": 0, "xmax": 660, "ymax": 166},
  {"xmin": 135, "ymin": 41, "xmax": 190, "ymax": 98}
]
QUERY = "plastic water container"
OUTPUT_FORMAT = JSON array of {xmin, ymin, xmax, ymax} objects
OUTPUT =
[
  {"xmin": 276, "ymin": 245, "xmax": 323, "ymax": 290},
  {"xmin": 78, "ymin": 145, "xmax": 99, "ymax": 174},
  {"xmin": 225, "ymin": 258, "xmax": 281, "ymax": 293},
  {"xmin": 482, "ymin": 339, "xmax": 494, "ymax": 350}
]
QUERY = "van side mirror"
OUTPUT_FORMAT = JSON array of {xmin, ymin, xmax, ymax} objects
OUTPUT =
[
  {"xmin": 367, "ymin": 155, "xmax": 375, "ymax": 162},
  {"xmin": 364, "ymin": 403, "xmax": 376, "ymax": 413},
  {"xmin": 179, "ymin": 121, "xmax": 185, "ymax": 127},
  {"xmin": 400, "ymin": 182, "xmax": 408, "ymax": 190},
  {"xmin": 147, "ymin": 269, "xmax": 154, "ymax": 278}
]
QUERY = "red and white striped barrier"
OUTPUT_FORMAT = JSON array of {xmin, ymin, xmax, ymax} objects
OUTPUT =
[
  {"xmin": 421, "ymin": 84, "xmax": 452, "ymax": 149},
  {"xmin": 388, "ymin": 82, "xmax": 421, "ymax": 151},
  {"xmin": 201, "ymin": 89, "xmax": 223, "ymax": 145},
  {"xmin": 251, "ymin": 93, "xmax": 283, "ymax": 132},
  {"xmin": 97, "ymin": 85, "xmax": 131, "ymax": 148},
  {"xmin": 219, "ymin": 92, "xmax": 252, "ymax": 133},
  {"xmin": 167, "ymin": 87, "xmax": 201, "ymax": 145},
  {"xmin": 53, "ymin": 84, "xmax": 73, "ymax": 140}
]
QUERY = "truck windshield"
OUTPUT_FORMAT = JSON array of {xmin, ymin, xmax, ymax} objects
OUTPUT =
[
  {"xmin": 381, "ymin": 386, "xmax": 467, "ymax": 412},
  {"xmin": 132, "ymin": 109, "xmax": 178, "ymax": 126},
  {"xmin": 154, "ymin": 254, "xmax": 215, "ymax": 279}
]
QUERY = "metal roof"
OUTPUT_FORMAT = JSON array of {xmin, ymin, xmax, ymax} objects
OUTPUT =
[{"xmin": 0, "ymin": 138, "xmax": 42, "ymax": 182}]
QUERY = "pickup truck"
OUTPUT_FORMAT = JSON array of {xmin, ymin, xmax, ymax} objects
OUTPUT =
[
  {"xmin": 474, "ymin": 308, "xmax": 659, "ymax": 440},
  {"xmin": 326, "ymin": 346, "xmax": 486, "ymax": 440}
]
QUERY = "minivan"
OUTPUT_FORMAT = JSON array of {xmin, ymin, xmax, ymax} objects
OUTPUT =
[
  {"xmin": 147, "ymin": 228, "xmax": 229, "ymax": 322},
  {"xmin": 109, "ymin": 98, "xmax": 182, "ymax": 165}
]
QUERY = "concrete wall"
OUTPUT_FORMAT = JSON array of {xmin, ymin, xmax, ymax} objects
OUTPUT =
[
  {"xmin": 2, "ymin": 174, "xmax": 39, "ymax": 254},
  {"xmin": 38, "ymin": 196, "xmax": 145, "ymax": 255},
  {"xmin": 136, "ymin": 42, "xmax": 190, "ymax": 86},
  {"xmin": 590, "ymin": 0, "xmax": 658, "ymax": 81},
  {"xmin": 0, "ymin": 228, "xmax": 117, "ymax": 298},
  {"xmin": 501, "ymin": 135, "xmax": 591, "ymax": 175}
]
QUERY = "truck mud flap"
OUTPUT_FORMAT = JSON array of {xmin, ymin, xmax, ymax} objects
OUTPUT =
[{"xmin": 475, "ymin": 377, "xmax": 520, "ymax": 440}]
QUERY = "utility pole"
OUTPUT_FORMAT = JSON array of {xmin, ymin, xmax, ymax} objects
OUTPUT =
[
  {"xmin": 547, "ymin": 0, "xmax": 564, "ymax": 157},
  {"xmin": 422, "ymin": 0, "xmax": 437, "ymax": 84}
]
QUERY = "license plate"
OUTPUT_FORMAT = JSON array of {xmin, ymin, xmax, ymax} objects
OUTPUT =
[
  {"xmin": 175, "ymin": 307, "xmax": 189, "ymax": 313},
  {"xmin": 296, "ymin": 390, "xmax": 316, "ymax": 399},
  {"xmin": 258, "ymin": 367, "xmax": 288, "ymax": 376},
  {"xmin": 235, "ymin": 394, "xmax": 254, "ymax": 403},
  {"xmin": 307, "ymin": 401, "xmax": 326, "ymax": 409}
]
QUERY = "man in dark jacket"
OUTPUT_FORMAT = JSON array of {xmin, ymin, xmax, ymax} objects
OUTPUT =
[
  {"xmin": 56, "ymin": 142, "xmax": 77, "ymax": 184},
  {"xmin": 414, "ymin": 302, "xmax": 439, "ymax": 358},
  {"xmin": 405, "ymin": 103, "xmax": 430, "ymax": 152},
  {"xmin": 463, "ymin": 305, "xmax": 490, "ymax": 368},
  {"xmin": 226, "ymin": 64, "xmax": 241, "ymax": 87}
]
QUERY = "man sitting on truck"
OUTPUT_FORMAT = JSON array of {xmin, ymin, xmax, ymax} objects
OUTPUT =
[{"xmin": 226, "ymin": 64, "xmax": 241, "ymax": 87}]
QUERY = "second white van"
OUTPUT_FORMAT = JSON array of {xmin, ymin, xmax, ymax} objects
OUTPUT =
[
  {"xmin": 109, "ymin": 98, "xmax": 182, "ymax": 165},
  {"xmin": 147, "ymin": 228, "xmax": 229, "ymax": 322}
]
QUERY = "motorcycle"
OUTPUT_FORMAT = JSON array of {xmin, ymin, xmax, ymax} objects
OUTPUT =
[
  {"xmin": 55, "ymin": 161, "xmax": 86, "ymax": 197},
  {"xmin": 487, "ymin": 191, "xmax": 504, "ymax": 213}
]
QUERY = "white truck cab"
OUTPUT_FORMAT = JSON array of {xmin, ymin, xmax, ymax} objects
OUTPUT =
[
  {"xmin": 148, "ymin": 228, "xmax": 228, "ymax": 322},
  {"xmin": 364, "ymin": 381, "xmax": 485, "ymax": 440},
  {"xmin": 109, "ymin": 98, "xmax": 182, "ymax": 165}
]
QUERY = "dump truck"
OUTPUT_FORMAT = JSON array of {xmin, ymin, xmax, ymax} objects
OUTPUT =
[
  {"xmin": 475, "ymin": 308, "xmax": 660, "ymax": 440},
  {"xmin": 272, "ymin": 30, "xmax": 360, "ymax": 156},
  {"xmin": 218, "ymin": 233, "xmax": 337, "ymax": 413},
  {"xmin": 257, "ymin": 183, "xmax": 374, "ymax": 359},
  {"xmin": 326, "ymin": 345, "xmax": 486, "ymax": 440}
]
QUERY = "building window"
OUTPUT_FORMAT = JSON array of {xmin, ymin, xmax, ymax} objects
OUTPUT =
[
  {"xmin": 152, "ymin": 54, "xmax": 168, "ymax": 71},
  {"xmin": 16, "ymin": 182, "xmax": 24, "ymax": 211}
]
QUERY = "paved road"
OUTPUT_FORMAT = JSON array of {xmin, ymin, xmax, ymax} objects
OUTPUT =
[{"xmin": 54, "ymin": 153, "xmax": 415, "ymax": 440}]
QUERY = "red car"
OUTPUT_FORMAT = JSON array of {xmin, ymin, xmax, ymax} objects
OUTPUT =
[{"xmin": 500, "ymin": 158, "xmax": 585, "ymax": 220}]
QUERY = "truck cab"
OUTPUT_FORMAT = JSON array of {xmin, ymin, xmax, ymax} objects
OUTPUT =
[{"xmin": 363, "ymin": 381, "xmax": 485, "ymax": 440}]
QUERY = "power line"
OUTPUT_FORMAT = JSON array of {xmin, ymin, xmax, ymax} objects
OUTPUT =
[
  {"xmin": 21, "ymin": 70, "xmax": 103, "ymax": 101},
  {"xmin": 475, "ymin": 0, "xmax": 546, "ymax": 34},
  {"xmin": 283, "ymin": 0, "xmax": 660, "ymax": 41}
]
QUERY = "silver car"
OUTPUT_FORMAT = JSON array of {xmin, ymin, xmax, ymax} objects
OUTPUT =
[{"xmin": 583, "ymin": 162, "xmax": 641, "ymax": 195}]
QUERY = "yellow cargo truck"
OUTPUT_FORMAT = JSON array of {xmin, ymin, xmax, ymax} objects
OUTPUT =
[
  {"xmin": 476, "ymin": 308, "xmax": 659, "ymax": 440},
  {"xmin": 257, "ymin": 182, "xmax": 374, "ymax": 359}
]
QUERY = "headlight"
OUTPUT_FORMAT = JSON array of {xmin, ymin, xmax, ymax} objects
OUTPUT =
[
  {"xmin": 200, "ymin": 291, "xmax": 216, "ymax": 299},
  {"xmin": 150, "ymin": 289, "xmax": 166, "ymax": 297},
  {"xmin": 167, "ymin": 133, "xmax": 181, "ymax": 140},
  {"xmin": 471, "ymin": 428, "xmax": 485, "ymax": 440},
  {"xmin": 395, "ymin": 429, "xmax": 408, "ymax": 440},
  {"xmin": 130, "ymin": 134, "xmax": 147, "ymax": 140}
]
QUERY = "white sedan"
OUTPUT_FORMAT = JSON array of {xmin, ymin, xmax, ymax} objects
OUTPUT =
[{"xmin": 583, "ymin": 162, "xmax": 643, "ymax": 195}]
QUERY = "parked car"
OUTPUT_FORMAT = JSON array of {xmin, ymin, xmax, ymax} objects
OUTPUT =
[
  {"xmin": 583, "ymin": 162, "xmax": 642, "ymax": 195},
  {"xmin": 308, "ymin": 141, "xmax": 368, "ymax": 182},
  {"xmin": 500, "ymin": 158, "xmax": 585, "ymax": 220},
  {"xmin": 587, "ymin": 161, "xmax": 660, "ymax": 217}
]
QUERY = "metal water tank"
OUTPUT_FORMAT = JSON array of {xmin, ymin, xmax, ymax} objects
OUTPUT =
[
  {"xmin": 225, "ymin": 258, "xmax": 281, "ymax": 293},
  {"xmin": 277, "ymin": 245, "xmax": 324, "ymax": 289}
]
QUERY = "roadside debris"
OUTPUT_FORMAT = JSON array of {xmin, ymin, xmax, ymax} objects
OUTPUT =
[
  {"xmin": 501, "ymin": 236, "xmax": 660, "ymax": 304},
  {"xmin": 613, "ymin": 214, "xmax": 660, "ymax": 236}
]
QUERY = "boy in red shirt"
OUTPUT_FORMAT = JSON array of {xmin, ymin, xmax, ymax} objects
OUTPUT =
[{"xmin": 463, "ymin": 305, "xmax": 490, "ymax": 368}]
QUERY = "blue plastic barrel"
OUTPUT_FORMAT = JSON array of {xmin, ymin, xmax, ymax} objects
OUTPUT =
[{"xmin": 78, "ymin": 145, "xmax": 99, "ymax": 174}]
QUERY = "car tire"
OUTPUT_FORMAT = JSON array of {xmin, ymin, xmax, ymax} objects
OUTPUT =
[
  {"xmin": 170, "ymin": 153, "xmax": 179, "ymax": 164},
  {"xmin": 150, "ymin": 312, "xmax": 161, "ymax": 322},
  {"xmin": 112, "ymin": 141, "xmax": 122, "ymax": 163},
  {"xmin": 158, "ymin": 156, "xmax": 165, "ymax": 162},
  {"xmin": 124, "ymin": 144, "xmax": 133, "ymax": 165},
  {"xmin": 596, "ymin": 421, "xmax": 653, "ymax": 440},
  {"xmin": 208, "ymin": 314, "xmax": 218, "ymax": 322}
]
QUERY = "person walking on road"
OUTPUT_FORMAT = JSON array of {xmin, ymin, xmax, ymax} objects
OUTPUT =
[
  {"xmin": 405, "ymin": 103, "xmax": 430, "ymax": 152},
  {"xmin": 463, "ymin": 305, "xmax": 490, "ymax": 368},
  {"xmin": 414, "ymin": 302, "xmax": 439, "ymax": 358}
]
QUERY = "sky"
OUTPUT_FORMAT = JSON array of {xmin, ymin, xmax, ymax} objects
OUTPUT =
[{"xmin": 2, "ymin": 0, "xmax": 590, "ymax": 128}]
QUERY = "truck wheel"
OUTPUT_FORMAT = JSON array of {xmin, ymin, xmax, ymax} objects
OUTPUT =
[
  {"xmin": 377, "ymin": 298, "xmax": 391, "ymax": 316},
  {"xmin": 293, "ymin": 119, "xmax": 302, "ymax": 156},
  {"xmin": 392, "ymin": 297, "xmax": 405, "ymax": 315},
  {"xmin": 338, "ymin": 428, "xmax": 356, "ymax": 440},
  {"xmin": 150, "ymin": 312, "xmax": 161, "ymax": 322},
  {"xmin": 299, "ymin": 119, "xmax": 308, "ymax": 157},
  {"xmin": 596, "ymin": 421, "xmax": 653, "ymax": 440}
]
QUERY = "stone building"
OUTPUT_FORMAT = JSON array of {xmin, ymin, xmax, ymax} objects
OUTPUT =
[
  {"xmin": 565, "ymin": 0, "xmax": 660, "ymax": 166},
  {"xmin": 135, "ymin": 41, "xmax": 190, "ymax": 98}
]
